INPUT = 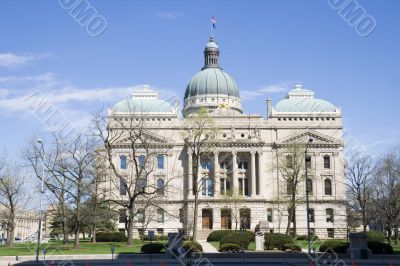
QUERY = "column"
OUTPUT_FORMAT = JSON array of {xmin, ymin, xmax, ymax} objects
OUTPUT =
[
  {"xmin": 187, "ymin": 151, "xmax": 192, "ymax": 196},
  {"xmin": 232, "ymin": 151, "xmax": 238, "ymax": 195},
  {"xmin": 250, "ymin": 150, "xmax": 256, "ymax": 197},
  {"xmin": 257, "ymin": 151, "xmax": 264, "ymax": 195},
  {"xmin": 214, "ymin": 151, "xmax": 220, "ymax": 197}
]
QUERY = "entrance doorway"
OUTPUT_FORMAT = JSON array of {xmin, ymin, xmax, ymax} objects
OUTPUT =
[
  {"xmin": 221, "ymin": 208, "xmax": 232, "ymax": 229},
  {"xmin": 202, "ymin": 209, "xmax": 213, "ymax": 229}
]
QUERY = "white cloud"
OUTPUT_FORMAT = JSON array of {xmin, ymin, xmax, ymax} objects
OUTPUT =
[
  {"xmin": 0, "ymin": 53, "xmax": 47, "ymax": 68},
  {"xmin": 241, "ymin": 83, "xmax": 291, "ymax": 101},
  {"xmin": 0, "ymin": 73, "xmax": 56, "ymax": 84},
  {"xmin": 154, "ymin": 11, "xmax": 184, "ymax": 19}
]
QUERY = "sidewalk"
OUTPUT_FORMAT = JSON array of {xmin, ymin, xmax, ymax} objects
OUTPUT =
[{"xmin": 198, "ymin": 241, "xmax": 219, "ymax": 253}]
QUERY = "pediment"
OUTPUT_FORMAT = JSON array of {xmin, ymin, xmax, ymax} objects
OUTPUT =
[
  {"xmin": 278, "ymin": 130, "xmax": 342, "ymax": 146},
  {"xmin": 112, "ymin": 130, "xmax": 173, "ymax": 146}
]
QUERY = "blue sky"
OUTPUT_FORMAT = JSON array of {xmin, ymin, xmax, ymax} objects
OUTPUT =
[{"xmin": 0, "ymin": 0, "xmax": 399, "ymax": 157}]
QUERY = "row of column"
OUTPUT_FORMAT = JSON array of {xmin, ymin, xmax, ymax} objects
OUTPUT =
[{"xmin": 187, "ymin": 150, "xmax": 264, "ymax": 197}]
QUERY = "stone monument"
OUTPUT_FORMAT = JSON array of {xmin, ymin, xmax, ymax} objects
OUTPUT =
[
  {"xmin": 347, "ymin": 233, "xmax": 371, "ymax": 259},
  {"xmin": 255, "ymin": 231, "xmax": 265, "ymax": 251}
]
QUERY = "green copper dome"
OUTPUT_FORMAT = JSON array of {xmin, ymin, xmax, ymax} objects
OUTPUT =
[
  {"xmin": 274, "ymin": 85, "xmax": 338, "ymax": 113},
  {"xmin": 184, "ymin": 68, "xmax": 239, "ymax": 98},
  {"xmin": 112, "ymin": 85, "xmax": 177, "ymax": 114}
]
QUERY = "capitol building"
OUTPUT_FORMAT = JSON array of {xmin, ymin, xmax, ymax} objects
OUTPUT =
[{"xmin": 104, "ymin": 36, "xmax": 347, "ymax": 240}]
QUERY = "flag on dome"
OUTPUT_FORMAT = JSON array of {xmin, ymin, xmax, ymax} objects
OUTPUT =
[{"xmin": 211, "ymin": 16, "xmax": 216, "ymax": 29}]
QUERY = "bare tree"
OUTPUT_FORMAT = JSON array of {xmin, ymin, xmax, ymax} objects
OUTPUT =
[
  {"xmin": 345, "ymin": 153, "xmax": 375, "ymax": 233},
  {"xmin": 181, "ymin": 108, "xmax": 217, "ymax": 241},
  {"xmin": 0, "ymin": 156, "xmax": 26, "ymax": 246},
  {"xmin": 24, "ymin": 136, "xmax": 71, "ymax": 244},
  {"xmin": 275, "ymin": 142, "xmax": 308, "ymax": 235},
  {"xmin": 372, "ymin": 148, "xmax": 400, "ymax": 245},
  {"xmin": 92, "ymin": 108, "xmax": 176, "ymax": 246}
]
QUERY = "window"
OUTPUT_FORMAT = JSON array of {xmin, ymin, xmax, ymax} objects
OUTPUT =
[
  {"xmin": 239, "ymin": 178, "xmax": 249, "ymax": 196},
  {"xmin": 157, "ymin": 178, "xmax": 165, "ymax": 195},
  {"xmin": 201, "ymin": 177, "xmax": 214, "ymax": 196},
  {"xmin": 137, "ymin": 209, "xmax": 145, "ymax": 223},
  {"xmin": 287, "ymin": 179, "xmax": 294, "ymax": 195},
  {"xmin": 324, "ymin": 178, "xmax": 332, "ymax": 195},
  {"xmin": 286, "ymin": 155, "xmax": 293, "ymax": 169},
  {"xmin": 239, "ymin": 208, "xmax": 251, "ymax": 229},
  {"xmin": 308, "ymin": 208, "xmax": 315, "ymax": 223},
  {"xmin": 119, "ymin": 178, "xmax": 127, "ymax": 196},
  {"xmin": 157, "ymin": 228, "xmax": 164, "ymax": 235},
  {"xmin": 306, "ymin": 178, "xmax": 313, "ymax": 195},
  {"xmin": 120, "ymin": 155, "xmax": 127, "ymax": 170},
  {"xmin": 201, "ymin": 161, "xmax": 212, "ymax": 170},
  {"xmin": 324, "ymin": 155, "xmax": 331, "ymax": 169},
  {"xmin": 238, "ymin": 161, "xmax": 248, "ymax": 170},
  {"xmin": 119, "ymin": 209, "xmax": 127, "ymax": 223},
  {"xmin": 157, "ymin": 208, "xmax": 164, "ymax": 223},
  {"xmin": 326, "ymin": 208, "xmax": 334, "ymax": 223},
  {"xmin": 138, "ymin": 178, "xmax": 147, "ymax": 192},
  {"xmin": 138, "ymin": 155, "xmax": 145, "ymax": 169},
  {"xmin": 327, "ymin": 228, "xmax": 334, "ymax": 238},
  {"xmin": 305, "ymin": 156, "xmax": 311, "ymax": 169},
  {"xmin": 267, "ymin": 208, "xmax": 273, "ymax": 222},
  {"xmin": 157, "ymin": 155, "xmax": 164, "ymax": 169}
]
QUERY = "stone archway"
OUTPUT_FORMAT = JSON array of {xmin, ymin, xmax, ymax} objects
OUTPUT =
[{"xmin": 221, "ymin": 208, "xmax": 232, "ymax": 229}]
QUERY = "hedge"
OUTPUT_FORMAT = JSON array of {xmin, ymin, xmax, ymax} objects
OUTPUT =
[
  {"xmin": 368, "ymin": 241, "xmax": 393, "ymax": 254},
  {"xmin": 264, "ymin": 233, "xmax": 294, "ymax": 250},
  {"xmin": 220, "ymin": 243, "xmax": 242, "ymax": 252},
  {"xmin": 283, "ymin": 243, "xmax": 302, "ymax": 252},
  {"xmin": 296, "ymin": 235, "xmax": 318, "ymax": 241},
  {"xmin": 207, "ymin": 230, "xmax": 233, "ymax": 242},
  {"xmin": 366, "ymin": 231, "xmax": 386, "ymax": 243},
  {"xmin": 141, "ymin": 243, "xmax": 165, "ymax": 253},
  {"xmin": 220, "ymin": 232, "xmax": 252, "ymax": 249},
  {"xmin": 183, "ymin": 242, "xmax": 203, "ymax": 253},
  {"xmin": 319, "ymin": 240, "xmax": 349, "ymax": 253},
  {"xmin": 95, "ymin": 232, "xmax": 127, "ymax": 242},
  {"xmin": 143, "ymin": 235, "xmax": 168, "ymax": 241}
]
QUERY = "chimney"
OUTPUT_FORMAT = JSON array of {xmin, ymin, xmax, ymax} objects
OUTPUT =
[{"xmin": 266, "ymin": 98, "xmax": 272, "ymax": 118}]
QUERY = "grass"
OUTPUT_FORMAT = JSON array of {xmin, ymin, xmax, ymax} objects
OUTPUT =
[
  {"xmin": 295, "ymin": 240, "xmax": 321, "ymax": 250},
  {"xmin": 0, "ymin": 239, "xmax": 166, "ymax": 256}
]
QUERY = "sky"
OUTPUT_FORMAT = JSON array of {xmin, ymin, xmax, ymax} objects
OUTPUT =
[{"xmin": 0, "ymin": 0, "xmax": 399, "ymax": 159}]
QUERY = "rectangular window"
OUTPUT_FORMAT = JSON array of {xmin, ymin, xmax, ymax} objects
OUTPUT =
[
  {"xmin": 239, "ymin": 178, "xmax": 249, "ymax": 196},
  {"xmin": 157, "ymin": 209, "xmax": 164, "ymax": 223},
  {"xmin": 120, "ymin": 155, "xmax": 127, "ymax": 170},
  {"xmin": 326, "ymin": 209, "xmax": 334, "ymax": 223},
  {"xmin": 119, "ymin": 178, "xmax": 127, "ymax": 196},
  {"xmin": 305, "ymin": 156, "xmax": 312, "ymax": 169},
  {"xmin": 239, "ymin": 161, "xmax": 248, "ymax": 169},
  {"xmin": 157, "ymin": 228, "xmax": 164, "ymax": 235},
  {"xmin": 220, "ymin": 178, "xmax": 225, "ymax": 195},
  {"xmin": 267, "ymin": 208, "xmax": 273, "ymax": 222},
  {"xmin": 157, "ymin": 155, "xmax": 164, "ymax": 169},
  {"xmin": 137, "ymin": 209, "xmax": 145, "ymax": 223},
  {"xmin": 324, "ymin": 156, "xmax": 331, "ymax": 169},
  {"xmin": 119, "ymin": 209, "xmax": 127, "ymax": 223},
  {"xmin": 327, "ymin": 228, "xmax": 334, "ymax": 238},
  {"xmin": 138, "ymin": 178, "xmax": 146, "ymax": 192},
  {"xmin": 309, "ymin": 208, "xmax": 315, "ymax": 223},
  {"xmin": 138, "ymin": 155, "xmax": 145, "ymax": 169},
  {"xmin": 286, "ymin": 155, "xmax": 293, "ymax": 169}
]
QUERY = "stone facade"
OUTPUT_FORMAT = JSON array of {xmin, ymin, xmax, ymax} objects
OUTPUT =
[{"xmin": 104, "ymin": 36, "xmax": 347, "ymax": 240}]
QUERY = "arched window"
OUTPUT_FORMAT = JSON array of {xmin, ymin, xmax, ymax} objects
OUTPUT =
[
  {"xmin": 267, "ymin": 208, "xmax": 273, "ymax": 222},
  {"xmin": 157, "ymin": 208, "xmax": 164, "ymax": 223},
  {"xmin": 120, "ymin": 155, "xmax": 126, "ymax": 170},
  {"xmin": 157, "ymin": 155, "xmax": 164, "ymax": 169},
  {"xmin": 324, "ymin": 178, "xmax": 332, "ymax": 195}
]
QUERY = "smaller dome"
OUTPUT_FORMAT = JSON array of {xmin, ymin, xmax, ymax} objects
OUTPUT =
[
  {"xmin": 273, "ymin": 84, "xmax": 339, "ymax": 113},
  {"xmin": 206, "ymin": 41, "xmax": 218, "ymax": 49},
  {"xmin": 112, "ymin": 85, "xmax": 177, "ymax": 114}
]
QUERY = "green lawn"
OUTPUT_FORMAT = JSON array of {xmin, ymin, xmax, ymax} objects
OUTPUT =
[
  {"xmin": 295, "ymin": 240, "xmax": 321, "ymax": 250},
  {"xmin": 0, "ymin": 240, "xmax": 165, "ymax": 256}
]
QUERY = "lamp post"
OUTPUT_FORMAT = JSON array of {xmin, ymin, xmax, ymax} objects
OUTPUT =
[
  {"xmin": 35, "ymin": 139, "xmax": 45, "ymax": 263},
  {"xmin": 305, "ymin": 138, "xmax": 313, "ymax": 257}
]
